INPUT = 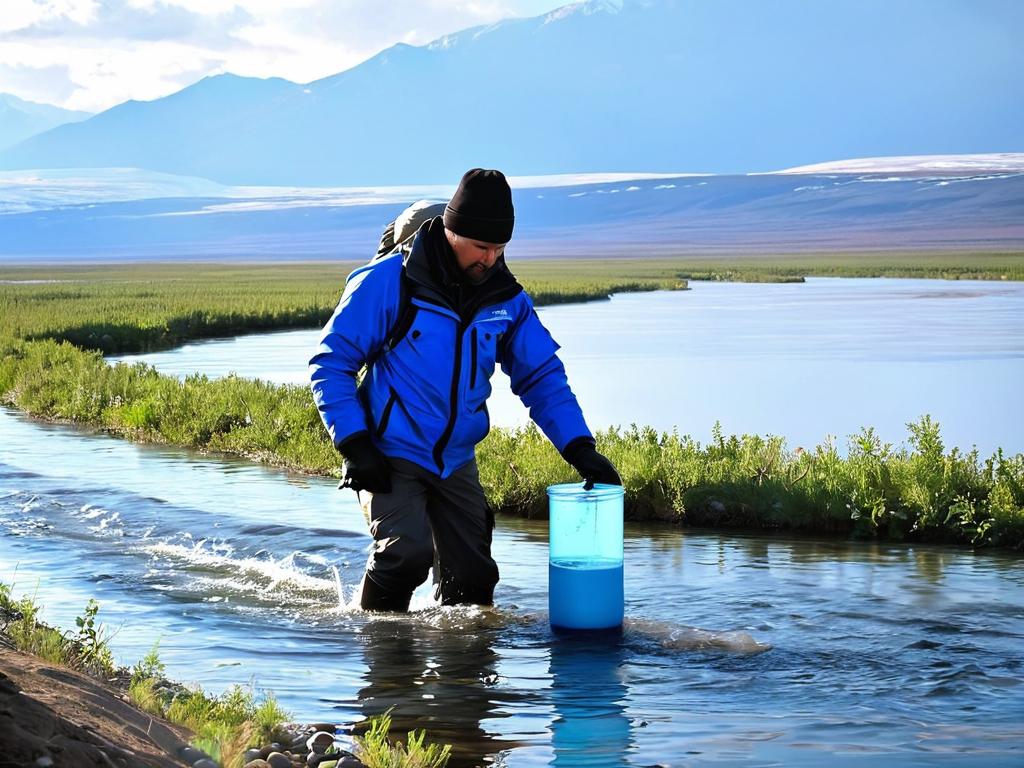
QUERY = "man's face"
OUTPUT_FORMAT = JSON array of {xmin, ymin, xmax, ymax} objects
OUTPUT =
[{"xmin": 447, "ymin": 229, "xmax": 506, "ymax": 284}]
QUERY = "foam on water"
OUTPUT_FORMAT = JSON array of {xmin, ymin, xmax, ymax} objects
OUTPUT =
[{"xmin": 626, "ymin": 617, "xmax": 772, "ymax": 654}]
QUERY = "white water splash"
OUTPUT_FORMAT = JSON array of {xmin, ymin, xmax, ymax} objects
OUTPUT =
[
  {"xmin": 331, "ymin": 565, "xmax": 345, "ymax": 609},
  {"xmin": 142, "ymin": 540, "xmax": 336, "ymax": 601}
]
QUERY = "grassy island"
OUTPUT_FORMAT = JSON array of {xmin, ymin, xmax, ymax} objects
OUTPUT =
[{"xmin": 1, "ymin": 258, "xmax": 1022, "ymax": 549}]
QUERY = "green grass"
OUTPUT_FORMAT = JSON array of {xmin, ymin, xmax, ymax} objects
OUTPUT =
[
  {"xmin": 0, "ymin": 581, "xmax": 301, "ymax": 768},
  {"xmin": 351, "ymin": 709, "xmax": 452, "ymax": 768},
  {"xmin": 0, "ymin": 336, "xmax": 1020, "ymax": 546},
  {"xmin": 162, "ymin": 685, "xmax": 290, "ymax": 766},
  {"xmin": 0, "ymin": 263, "xmax": 348, "ymax": 354},
  {"xmin": 0, "ymin": 261, "xmax": 685, "ymax": 354},
  {"xmin": 479, "ymin": 419, "xmax": 1024, "ymax": 548},
  {"xmin": 652, "ymin": 250, "xmax": 1024, "ymax": 282},
  {"xmin": 4, "ymin": 253, "xmax": 1019, "ymax": 354},
  {"xmin": 0, "ymin": 579, "xmax": 117, "ymax": 676}
]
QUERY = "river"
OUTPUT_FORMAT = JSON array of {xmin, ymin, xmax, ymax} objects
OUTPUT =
[{"xmin": 1, "ymin": 406, "xmax": 1022, "ymax": 766}]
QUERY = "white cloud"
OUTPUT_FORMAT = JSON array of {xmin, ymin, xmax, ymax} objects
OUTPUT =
[
  {"xmin": 0, "ymin": 0, "xmax": 100, "ymax": 33},
  {"xmin": 0, "ymin": 0, "xmax": 566, "ymax": 111}
]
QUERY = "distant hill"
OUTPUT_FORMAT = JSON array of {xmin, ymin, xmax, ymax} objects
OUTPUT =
[
  {"xmin": 0, "ymin": 94, "xmax": 92, "ymax": 152},
  {"xmin": 1, "ymin": 155, "xmax": 1020, "ymax": 262},
  {"xmin": 0, "ymin": 0, "xmax": 1021, "ymax": 185}
]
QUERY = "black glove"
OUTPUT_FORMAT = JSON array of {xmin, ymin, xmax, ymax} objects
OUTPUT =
[
  {"xmin": 338, "ymin": 433, "xmax": 392, "ymax": 494},
  {"xmin": 562, "ymin": 437, "xmax": 622, "ymax": 490}
]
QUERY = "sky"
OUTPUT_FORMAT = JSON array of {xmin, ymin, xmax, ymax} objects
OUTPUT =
[{"xmin": 0, "ymin": 0, "xmax": 570, "ymax": 113}]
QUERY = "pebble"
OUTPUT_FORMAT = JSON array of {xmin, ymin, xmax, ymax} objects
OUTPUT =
[
  {"xmin": 179, "ymin": 747, "xmax": 208, "ymax": 764},
  {"xmin": 243, "ymin": 750, "xmax": 264, "ymax": 764},
  {"xmin": 308, "ymin": 753, "xmax": 363, "ymax": 768},
  {"xmin": 306, "ymin": 731, "xmax": 335, "ymax": 755},
  {"xmin": 244, "ymin": 762, "xmax": 271, "ymax": 768},
  {"xmin": 259, "ymin": 745, "xmax": 281, "ymax": 760},
  {"xmin": 266, "ymin": 752, "xmax": 292, "ymax": 768},
  {"xmin": 35, "ymin": 758, "xmax": 54, "ymax": 768},
  {"xmin": 193, "ymin": 760, "xmax": 219, "ymax": 768}
]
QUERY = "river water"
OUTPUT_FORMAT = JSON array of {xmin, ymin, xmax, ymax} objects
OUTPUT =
[
  {"xmin": 112, "ymin": 277, "xmax": 1024, "ymax": 455},
  {"xmin": 1, "ymin": 407, "xmax": 1022, "ymax": 766},
  {"xmin": 5, "ymin": 277, "xmax": 1024, "ymax": 765}
]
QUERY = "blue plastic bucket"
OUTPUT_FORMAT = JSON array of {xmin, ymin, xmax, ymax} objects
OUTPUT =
[{"xmin": 547, "ymin": 483, "xmax": 625, "ymax": 631}]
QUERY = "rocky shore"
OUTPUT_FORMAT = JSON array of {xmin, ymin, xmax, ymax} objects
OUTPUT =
[{"xmin": 0, "ymin": 638, "xmax": 366, "ymax": 768}]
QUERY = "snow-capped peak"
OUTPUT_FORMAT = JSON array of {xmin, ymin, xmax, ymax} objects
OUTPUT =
[
  {"xmin": 544, "ymin": 0, "xmax": 625, "ymax": 24},
  {"xmin": 774, "ymin": 153, "xmax": 1024, "ymax": 175}
]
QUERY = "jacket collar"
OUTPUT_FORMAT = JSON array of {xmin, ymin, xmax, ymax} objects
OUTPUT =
[{"xmin": 404, "ymin": 216, "xmax": 522, "ymax": 320}]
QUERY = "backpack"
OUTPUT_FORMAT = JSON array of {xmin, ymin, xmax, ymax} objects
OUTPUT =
[
  {"xmin": 367, "ymin": 200, "xmax": 446, "ymax": 364},
  {"xmin": 373, "ymin": 199, "xmax": 446, "ymax": 261}
]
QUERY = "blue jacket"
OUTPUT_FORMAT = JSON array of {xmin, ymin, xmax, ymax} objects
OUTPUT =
[{"xmin": 309, "ymin": 219, "xmax": 592, "ymax": 479}]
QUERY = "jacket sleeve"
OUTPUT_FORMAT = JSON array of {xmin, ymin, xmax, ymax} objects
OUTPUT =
[
  {"xmin": 308, "ymin": 260, "xmax": 399, "ymax": 449},
  {"xmin": 499, "ymin": 294, "xmax": 592, "ymax": 453}
]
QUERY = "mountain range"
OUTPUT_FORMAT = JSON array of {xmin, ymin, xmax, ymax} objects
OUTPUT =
[
  {"xmin": 1, "ymin": 155, "xmax": 1020, "ymax": 262},
  {"xmin": 0, "ymin": 94, "xmax": 92, "ymax": 152},
  {"xmin": 0, "ymin": 0, "xmax": 1021, "ymax": 186}
]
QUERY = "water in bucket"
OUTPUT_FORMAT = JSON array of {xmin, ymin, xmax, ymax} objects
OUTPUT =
[{"xmin": 547, "ymin": 483, "xmax": 625, "ymax": 631}]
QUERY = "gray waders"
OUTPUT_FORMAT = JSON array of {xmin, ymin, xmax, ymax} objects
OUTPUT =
[{"xmin": 359, "ymin": 457, "xmax": 498, "ymax": 611}]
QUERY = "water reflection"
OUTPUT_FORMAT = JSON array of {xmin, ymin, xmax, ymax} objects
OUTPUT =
[
  {"xmin": 355, "ymin": 616, "xmax": 528, "ymax": 767},
  {"xmin": 548, "ymin": 634, "xmax": 633, "ymax": 767}
]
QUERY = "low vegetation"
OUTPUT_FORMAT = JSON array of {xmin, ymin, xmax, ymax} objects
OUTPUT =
[
  {"xmin": 660, "ymin": 250, "xmax": 1024, "ymax": 282},
  {"xmin": 0, "ymin": 261, "xmax": 685, "ymax": 354},
  {"xmin": 352, "ymin": 709, "xmax": 452, "ymax": 768},
  {"xmin": 0, "ymin": 335, "xmax": 1020, "ymax": 546},
  {"xmin": 3, "ymin": 254, "xmax": 1020, "ymax": 353},
  {"xmin": 0, "ymin": 578, "xmax": 117, "ymax": 677},
  {"xmin": 479, "ymin": 418, "xmax": 1024, "ymax": 548}
]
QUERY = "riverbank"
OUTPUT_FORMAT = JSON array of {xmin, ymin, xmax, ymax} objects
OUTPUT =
[
  {"xmin": 3, "ymin": 254, "xmax": 1024, "ymax": 353},
  {"xmin": 2, "ymin": 337, "xmax": 1022, "ymax": 548},
  {"xmin": 0, "ymin": 641, "xmax": 189, "ymax": 768},
  {"xmin": 0, "ymin": 261, "xmax": 686, "ymax": 355},
  {"xmin": 0, "ymin": 582, "xmax": 452, "ymax": 768}
]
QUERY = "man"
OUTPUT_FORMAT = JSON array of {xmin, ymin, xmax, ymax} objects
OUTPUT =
[{"xmin": 309, "ymin": 168, "xmax": 621, "ymax": 612}]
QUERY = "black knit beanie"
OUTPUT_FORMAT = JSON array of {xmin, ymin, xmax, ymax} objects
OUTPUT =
[{"xmin": 443, "ymin": 168, "xmax": 515, "ymax": 244}]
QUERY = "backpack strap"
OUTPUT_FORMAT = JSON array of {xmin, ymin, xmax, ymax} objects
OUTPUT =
[
  {"xmin": 365, "ymin": 200, "xmax": 445, "ymax": 365},
  {"xmin": 363, "ymin": 266, "xmax": 416, "ymax": 370}
]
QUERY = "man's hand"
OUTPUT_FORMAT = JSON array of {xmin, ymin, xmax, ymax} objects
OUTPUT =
[
  {"xmin": 562, "ymin": 437, "xmax": 622, "ymax": 490},
  {"xmin": 338, "ymin": 433, "xmax": 392, "ymax": 494}
]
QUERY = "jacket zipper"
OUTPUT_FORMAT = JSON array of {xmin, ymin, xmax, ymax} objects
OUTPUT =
[
  {"xmin": 432, "ymin": 319, "xmax": 467, "ymax": 474},
  {"xmin": 375, "ymin": 387, "xmax": 399, "ymax": 438},
  {"xmin": 470, "ymin": 326, "xmax": 478, "ymax": 390}
]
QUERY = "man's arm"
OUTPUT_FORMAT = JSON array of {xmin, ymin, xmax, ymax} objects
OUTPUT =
[
  {"xmin": 499, "ymin": 296, "xmax": 590, "ymax": 453},
  {"xmin": 308, "ymin": 259, "xmax": 399, "ymax": 449},
  {"xmin": 499, "ymin": 295, "xmax": 621, "ymax": 487}
]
